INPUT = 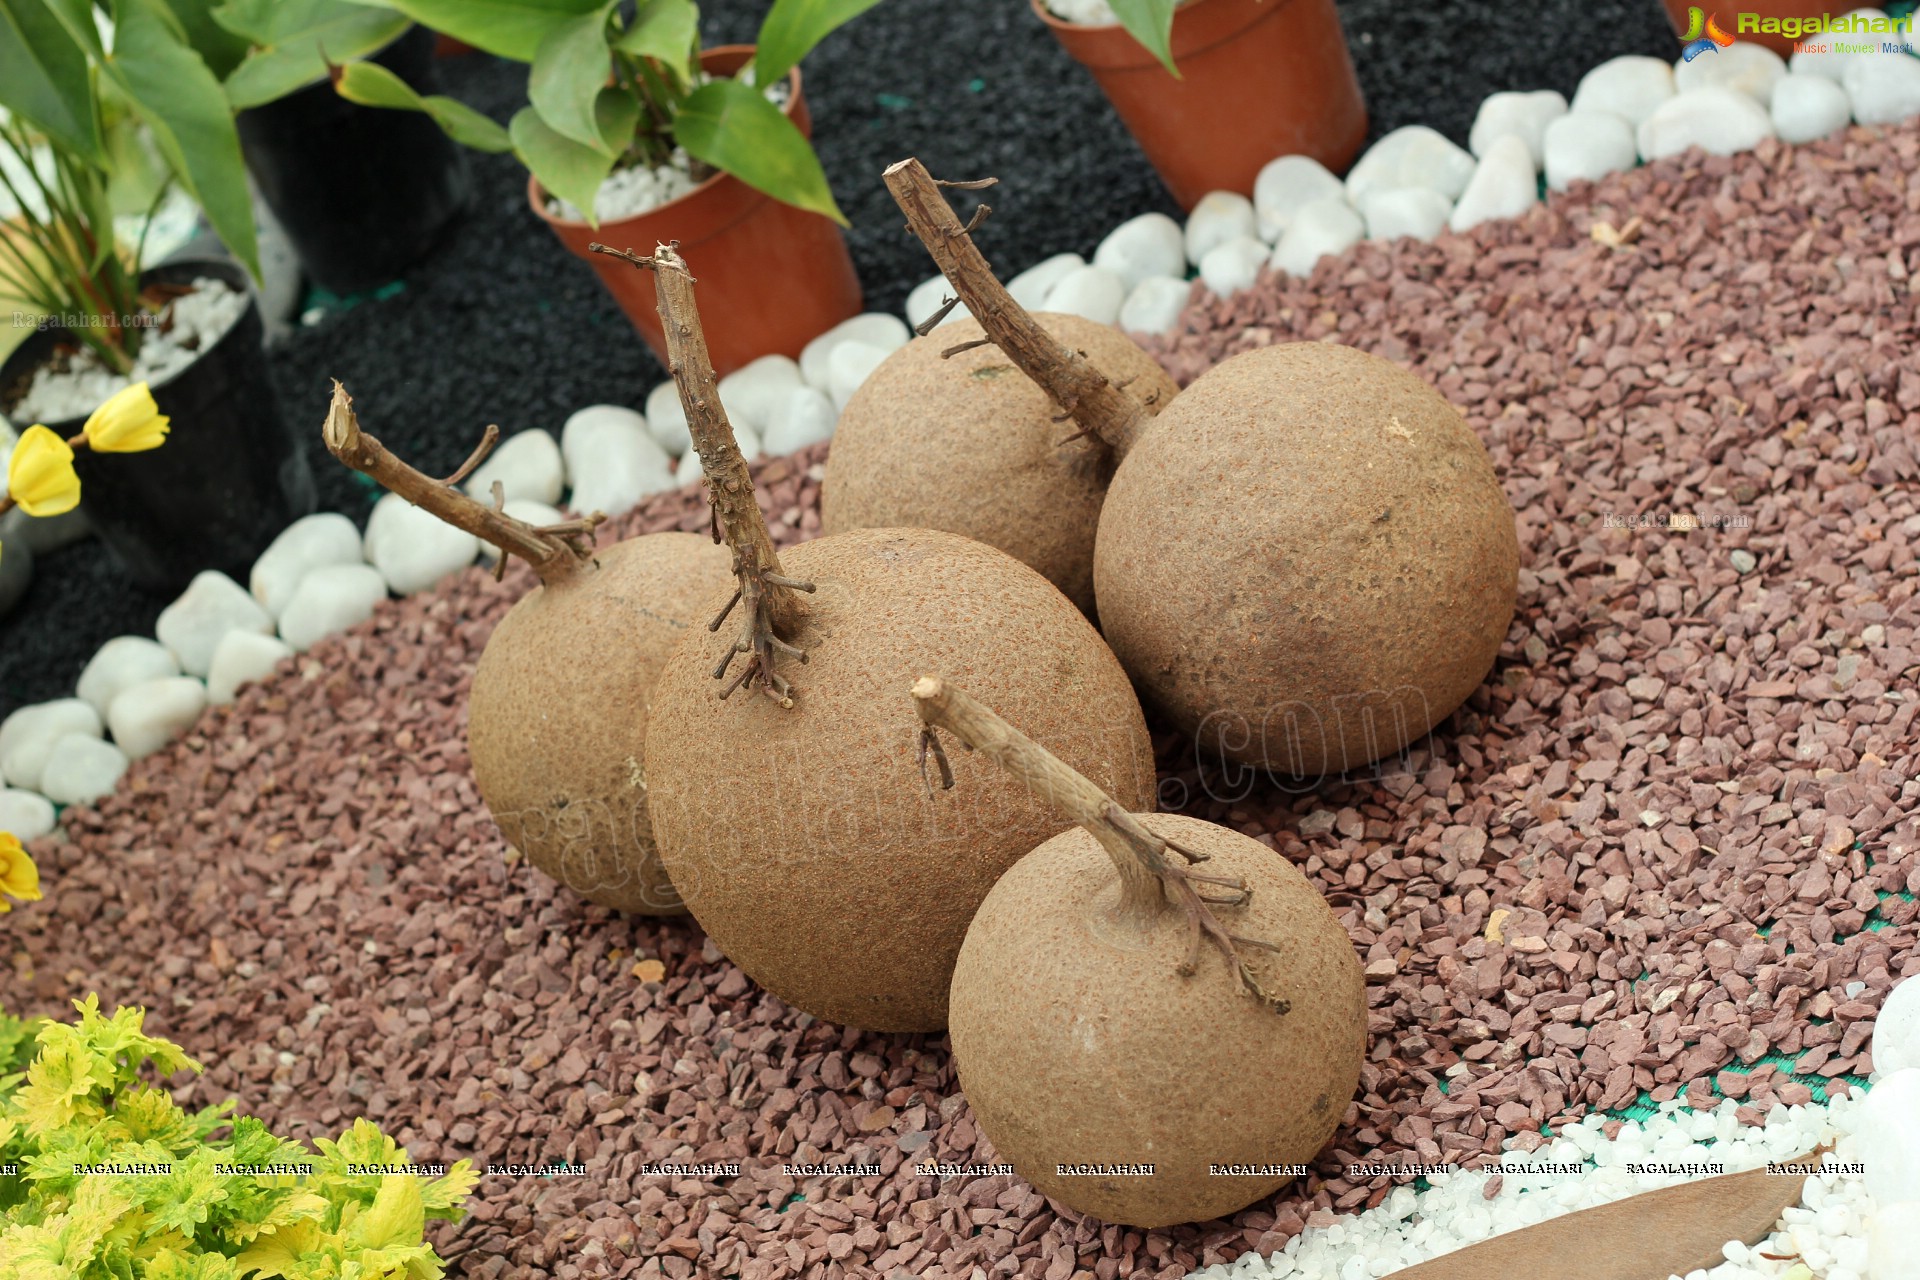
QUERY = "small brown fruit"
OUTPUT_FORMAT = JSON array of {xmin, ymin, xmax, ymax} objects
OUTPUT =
[
  {"xmin": 823, "ymin": 313, "xmax": 1178, "ymax": 613},
  {"xmin": 1094, "ymin": 342, "xmax": 1519, "ymax": 776}
]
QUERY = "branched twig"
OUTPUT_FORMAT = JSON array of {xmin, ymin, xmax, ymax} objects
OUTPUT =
[{"xmin": 914, "ymin": 294, "xmax": 963, "ymax": 336}]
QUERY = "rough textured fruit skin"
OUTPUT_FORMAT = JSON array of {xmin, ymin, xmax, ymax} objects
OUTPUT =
[
  {"xmin": 948, "ymin": 812, "xmax": 1364, "ymax": 1228},
  {"xmin": 468, "ymin": 532, "xmax": 733, "ymax": 915},
  {"xmin": 1093, "ymin": 342, "xmax": 1519, "ymax": 776},
  {"xmin": 646, "ymin": 526, "xmax": 1156, "ymax": 1031},
  {"xmin": 821, "ymin": 313, "xmax": 1179, "ymax": 615}
]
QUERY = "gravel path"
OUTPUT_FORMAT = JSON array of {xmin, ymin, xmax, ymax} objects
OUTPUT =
[{"xmin": 11, "ymin": 125, "xmax": 1920, "ymax": 1280}]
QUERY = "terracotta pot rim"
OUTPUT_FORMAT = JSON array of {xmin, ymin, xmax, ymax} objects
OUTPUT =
[
  {"xmin": 527, "ymin": 44, "xmax": 801, "ymax": 237},
  {"xmin": 1031, "ymin": 0, "xmax": 1298, "ymax": 64}
]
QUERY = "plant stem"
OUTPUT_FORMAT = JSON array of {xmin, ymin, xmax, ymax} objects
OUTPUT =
[
  {"xmin": 320, "ymin": 381, "xmax": 602, "ymax": 587},
  {"xmin": 883, "ymin": 158, "xmax": 1155, "ymax": 459}
]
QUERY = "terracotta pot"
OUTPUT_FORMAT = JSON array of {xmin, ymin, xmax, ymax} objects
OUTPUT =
[
  {"xmin": 1034, "ymin": 0, "xmax": 1367, "ymax": 210},
  {"xmin": 532, "ymin": 45, "xmax": 862, "ymax": 376},
  {"xmin": 1658, "ymin": 1, "xmax": 1831, "ymax": 55}
]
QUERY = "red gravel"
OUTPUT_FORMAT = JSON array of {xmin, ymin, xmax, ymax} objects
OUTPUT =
[{"xmin": 11, "ymin": 123, "xmax": 1920, "ymax": 1280}]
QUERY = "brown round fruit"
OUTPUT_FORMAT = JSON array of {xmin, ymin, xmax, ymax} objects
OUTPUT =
[
  {"xmin": 822, "ymin": 312, "xmax": 1179, "ymax": 614},
  {"xmin": 468, "ymin": 531, "xmax": 733, "ymax": 914},
  {"xmin": 948, "ymin": 811, "xmax": 1365, "ymax": 1228},
  {"xmin": 1093, "ymin": 342, "xmax": 1519, "ymax": 777},
  {"xmin": 645, "ymin": 526, "xmax": 1156, "ymax": 1031}
]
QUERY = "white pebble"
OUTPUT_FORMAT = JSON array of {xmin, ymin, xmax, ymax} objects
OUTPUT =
[
  {"xmin": 1448, "ymin": 135, "xmax": 1539, "ymax": 232},
  {"xmin": 206, "ymin": 631, "xmax": 294, "ymax": 705},
  {"xmin": 1198, "ymin": 237, "xmax": 1268, "ymax": 298},
  {"xmin": 1345, "ymin": 126, "xmax": 1477, "ymax": 205},
  {"xmin": 827, "ymin": 341, "xmax": 891, "ymax": 411},
  {"xmin": 1771, "ymin": 71, "xmax": 1855, "ymax": 142},
  {"xmin": 1270, "ymin": 197, "xmax": 1364, "ymax": 277},
  {"xmin": 1041, "ymin": 264, "xmax": 1126, "ymax": 325},
  {"xmin": 1184, "ymin": 191, "xmax": 1257, "ymax": 265},
  {"xmin": 364, "ymin": 493, "xmax": 481, "ymax": 593},
  {"xmin": 1843, "ymin": 53, "xmax": 1920, "ymax": 126},
  {"xmin": 1571, "ymin": 54, "xmax": 1678, "ymax": 127},
  {"xmin": 560, "ymin": 406, "xmax": 676, "ymax": 518},
  {"xmin": 1543, "ymin": 109, "xmax": 1639, "ymax": 191},
  {"xmin": 1469, "ymin": 90, "xmax": 1568, "ymax": 166},
  {"xmin": 248, "ymin": 513, "xmax": 364, "ymax": 621},
  {"xmin": 799, "ymin": 313, "xmax": 909, "ymax": 391},
  {"xmin": 644, "ymin": 382, "xmax": 691, "ymax": 457},
  {"xmin": 1637, "ymin": 86, "xmax": 1777, "ymax": 161},
  {"xmin": 1791, "ymin": 9, "xmax": 1898, "ymax": 81},
  {"xmin": 1116, "ymin": 276, "xmax": 1191, "ymax": 338},
  {"xmin": 0, "ymin": 788, "xmax": 55, "ymax": 840},
  {"xmin": 1870, "ymin": 1199, "xmax": 1920, "ymax": 1280},
  {"xmin": 1859, "ymin": 1069, "xmax": 1920, "ymax": 1206},
  {"xmin": 39, "ymin": 734, "xmax": 129, "ymax": 807},
  {"xmin": 478, "ymin": 500, "xmax": 567, "ymax": 565},
  {"xmin": 1875, "ymin": 977, "xmax": 1920, "ymax": 1077},
  {"xmin": 1092, "ymin": 212, "xmax": 1186, "ymax": 292},
  {"xmin": 717, "ymin": 354, "xmax": 803, "ymax": 432},
  {"xmin": 1675, "ymin": 41, "xmax": 1787, "ymax": 106},
  {"xmin": 0, "ymin": 698, "xmax": 103, "ymax": 793},
  {"xmin": 1253, "ymin": 154, "xmax": 1347, "ymax": 242},
  {"xmin": 155, "ymin": 570, "xmax": 275, "ymax": 679},
  {"xmin": 463, "ymin": 429, "xmax": 564, "ymax": 507},
  {"xmin": 1008, "ymin": 252, "xmax": 1086, "ymax": 311},
  {"xmin": 277, "ymin": 564, "xmax": 389, "ymax": 652},
  {"xmin": 106, "ymin": 677, "xmax": 208, "ymax": 761},
  {"xmin": 763, "ymin": 385, "xmax": 838, "ymax": 455},
  {"xmin": 1362, "ymin": 187, "xmax": 1454, "ymax": 242},
  {"xmin": 905, "ymin": 273, "xmax": 961, "ymax": 329},
  {"xmin": 75, "ymin": 636, "xmax": 181, "ymax": 719}
]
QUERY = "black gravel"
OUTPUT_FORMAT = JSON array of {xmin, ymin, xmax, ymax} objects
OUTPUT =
[{"xmin": 0, "ymin": 0, "xmax": 1678, "ymax": 713}]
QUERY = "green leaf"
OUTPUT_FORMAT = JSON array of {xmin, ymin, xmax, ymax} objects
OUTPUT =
[
  {"xmin": 157, "ymin": 0, "xmax": 251, "ymax": 78},
  {"xmin": 216, "ymin": 0, "xmax": 411, "ymax": 108},
  {"xmin": 333, "ymin": 59, "xmax": 512, "ymax": 151},
  {"xmin": 751, "ymin": 0, "xmax": 884, "ymax": 94},
  {"xmin": 673, "ymin": 78, "xmax": 844, "ymax": 224},
  {"xmin": 510, "ymin": 103, "xmax": 612, "ymax": 221},
  {"xmin": 339, "ymin": 0, "xmax": 605, "ymax": 62},
  {"xmin": 99, "ymin": 0, "xmax": 261, "ymax": 279},
  {"xmin": 0, "ymin": 0, "xmax": 106, "ymax": 162},
  {"xmin": 594, "ymin": 83, "xmax": 638, "ymax": 155},
  {"xmin": 610, "ymin": 0, "xmax": 695, "ymax": 81},
  {"xmin": 526, "ymin": 0, "xmax": 615, "ymax": 153},
  {"xmin": 1109, "ymin": 0, "xmax": 1180, "ymax": 78}
]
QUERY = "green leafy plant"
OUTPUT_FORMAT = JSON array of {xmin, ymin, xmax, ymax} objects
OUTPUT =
[
  {"xmin": 332, "ymin": 0, "xmax": 888, "ymax": 225},
  {"xmin": 0, "ymin": 994, "xmax": 477, "ymax": 1279},
  {"xmin": 1108, "ymin": 0, "xmax": 1181, "ymax": 77}
]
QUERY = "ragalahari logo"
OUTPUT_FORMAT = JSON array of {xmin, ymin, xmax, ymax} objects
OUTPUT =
[{"xmin": 1679, "ymin": 7, "xmax": 1737, "ymax": 60}]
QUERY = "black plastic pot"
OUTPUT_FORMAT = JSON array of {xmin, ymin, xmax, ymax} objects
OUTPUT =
[
  {"xmin": 0, "ymin": 259, "xmax": 314, "ymax": 592},
  {"xmin": 236, "ymin": 24, "xmax": 469, "ymax": 295}
]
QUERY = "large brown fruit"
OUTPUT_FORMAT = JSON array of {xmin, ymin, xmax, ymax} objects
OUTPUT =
[
  {"xmin": 1094, "ymin": 342, "xmax": 1519, "ymax": 776},
  {"xmin": 822, "ymin": 313, "xmax": 1179, "ymax": 614},
  {"xmin": 645, "ymin": 526, "xmax": 1156, "ymax": 1031},
  {"xmin": 469, "ymin": 532, "xmax": 732, "ymax": 914},
  {"xmin": 948, "ymin": 812, "xmax": 1365, "ymax": 1228}
]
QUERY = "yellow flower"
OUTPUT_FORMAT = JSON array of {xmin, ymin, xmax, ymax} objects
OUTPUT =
[
  {"xmin": 0, "ymin": 831, "xmax": 42, "ymax": 910},
  {"xmin": 6, "ymin": 426, "xmax": 81, "ymax": 517},
  {"xmin": 81, "ymin": 382, "xmax": 169, "ymax": 453}
]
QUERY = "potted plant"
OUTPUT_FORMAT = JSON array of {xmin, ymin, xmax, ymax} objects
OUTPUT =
[
  {"xmin": 1034, "ymin": 0, "xmax": 1368, "ymax": 209},
  {"xmin": 0, "ymin": 0, "xmax": 313, "ymax": 591},
  {"xmin": 338, "ymin": 0, "xmax": 879, "ymax": 374}
]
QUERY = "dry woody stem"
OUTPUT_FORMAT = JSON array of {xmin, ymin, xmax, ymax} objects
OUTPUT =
[
  {"xmin": 882, "ymin": 158, "xmax": 1155, "ymax": 459},
  {"xmin": 590, "ymin": 241, "xmax": 815, "ymax": 708},
  {"xmin": 321, "ymin": 381, "xmax": 602, "ymax": 586},
  {"xmin": 911, "ymin": 676, "xmax": 1288, "ymax": 1013}
]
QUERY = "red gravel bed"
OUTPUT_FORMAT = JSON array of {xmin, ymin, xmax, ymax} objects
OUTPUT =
[{"xmin": 11, "ymin": 124, "xmax": 1920, "ymax": 1280}]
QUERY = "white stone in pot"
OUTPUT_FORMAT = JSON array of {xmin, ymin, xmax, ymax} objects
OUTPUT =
[
  {"xmin": 1448, "ymin": 136, "xmax": 1539, "ymax": 233},
  {"xmin": 478, "ymin": 500, "xmax": 567, "ymax": 565},
  {"xmin": 107, "ymin": 676, "xmax": 208, "ymax": 761},
  {"xmin": 1184, "ymin": 191, "xmax": 1257, "ymax": 267},
  {"xmin": 1116, "ymin": 276, "xmax": 1191, "ymax": 338},
  {"xmin": 1042, "ymin": 264, "xmax": 1127, "ymax": 325},
  {"xmin": 1771, "ymin": 71, "xmax": 1854, "ymax": 142},
  {"xmin": 1637, "ymin": 87, "xmax": 1777, "ymax": 161},
  {"xmin": 1844, "ymin": 53, "xmax": 1920, "ymax": 125},
  {"xmin": 644, "ymin": 382, "xmax": 692, "ymax": 457},
  {"xmin": 560, "ymin": 407, "xmax": 676, "ymax": 519},
  {"xmin": 1543, "ymin": 110, "xmax": 1639, "ymax": 192},
  {"xmin": 1345, "ymin": 126, "xmax": 1477, "ymax": 206},
  {"xmin": 464, "ymin": 428, "xmax": 564, "ymax": 507},
  {"xmin": 1007, "ymin": 252, "xmax": 1087, "ymax": 310},
  {"xmin": 1468, "ymin": 90, "xmax": 1568, "ymax": 167},
  {"xmin": 1198, "ymin": 237, "xmax": 1268, "ymax": 298},
  {"xmin": 277, "ymin": 564, "xmax": 389, "ymax": 653},
  {"xmin": 763, "ymin": 386, "xmax": 838, "ymax": 456},
  {"xmin": 0, "ymin": 788, "xmax": 55, "ymax": 840},
  {"xmin": 39, "ymin": 734, "xmax": 129, "ymax": 807},
  {"xmin": 1791, "ymin": 8, "xmax": 1897, "ymax": 81},
  {"xmin": 364, "ymin": 493, "xmax": 481, "ymax": 593},
  {"xmin": 1092, "ymin": 212, "xmax": 1186, "ymax": 293},
  {"xmin": 1270, "ymin": 197, "xmax": 1365, "ymax": 277},
  {"xmin": 828, "ymin": 342, "xmax": 891, "ymax": 411},
  {"xmin": 800, "ymin": 313, "xmax": 909, "ymax": 390},
  {"xmin": 1674, "ymin": 41, "xmax": 1787, "ymax": 105},
  {"xmin": 1875, "ymin": 976, "xmax": 1920, "ymax": 1076},
  {"xmin": 1253, "ymin": 154, "xmax": 1347, "ymax": 243},
  {"xmin": 154, "ymin": 570, "xmax": 274, "ymax": 679},
  {"xmin": 906, "ymin": 273, "xmax": 964, "ymax": 329},
  {"xmin": 207, "ymin": 631, "xmax": 295, "ymax": 704},
  {"xmin": 1362, "ymin": 187, "xmax": 1454, "ymax": 242},
  {"xmin": 76, "ymin": 636, "xmax": 181, "ymax": 718},
  {"xmin": 1570, "ymin": 54, "xmax": 1677, "ymax": 127},
  {"xmin": 249, "ymin": 512, "xmax": 364, "ymax": 621},
  {"xmin": 718, "ymin": 354, "xmax": 804, "ymax": 432}
]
